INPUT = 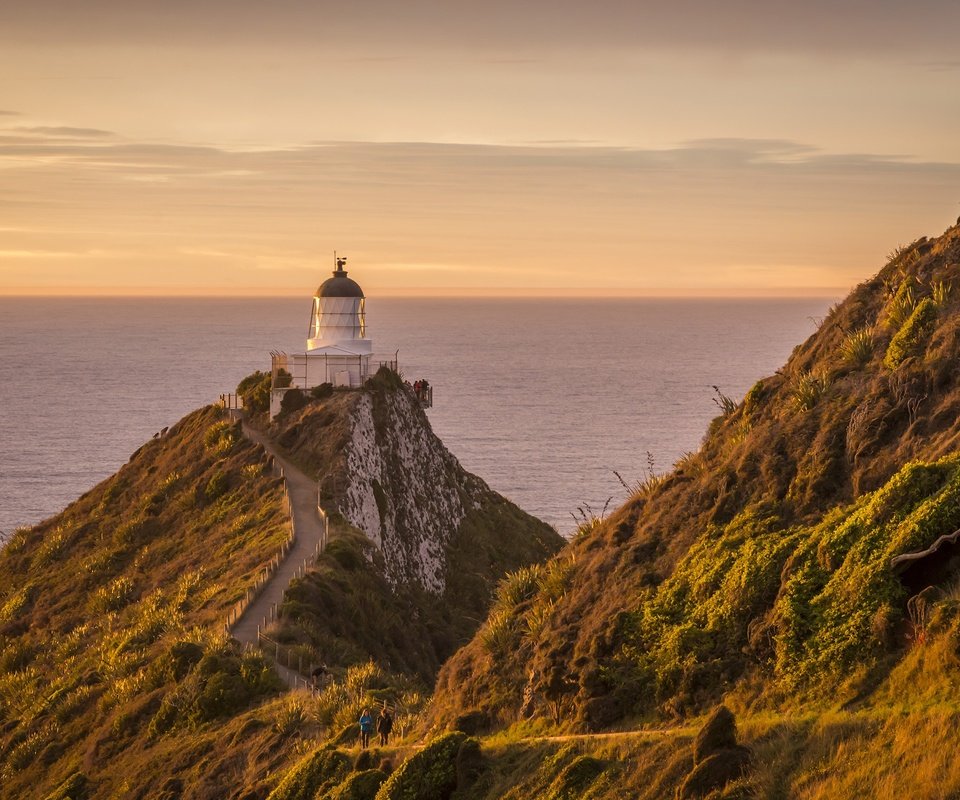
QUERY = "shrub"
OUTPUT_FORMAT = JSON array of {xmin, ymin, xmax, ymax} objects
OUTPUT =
[
  {"xmin": 840, "ymin": 327, "xmax": 874, "ymax": 368},
  {"xmin": 43, "ymin": 770, "xmax": 90, "ymax": 800},
  {"xmin": 885, "ymin": 297, "xmax": 937, "ymax": 369},
  {"xmin": 34, "ymin": 528, "xmax": 68, "ymax": 567},
  {"xmin": 3, "ymin": 724, "xmax": 55, "ymax": 776},
  {"xmin": 365, "ymin": 367, "xmax": 404, "ymax": 392},
  {"xmin": 479, "ymin": 609, "xmax": 516, "ymax": 656},
  {"xmin": 451, "ymin": 710, "xmax": 489, "ymax": 736},
  {"xmin": 158, "ymin": 640, "xmax": 204, "ymax": 681},
  {"xmin": 1, "ymin": 527, "xmax": 30, "ymax": 556},
  {"xmin": 546, "ymin": 755, "xmax": 605, "ymax": 800},
  {"xmin": 237, "ymin": 370, "xmax": 273, "ymax": 414},
  {"xmin": 311, "ymin": 382, "xmax": 335, "ymax": 400},
  {"xmin": 267, "ymin": 747, "xmax": 351, "ymax": 800},
  {"xmin": 0, "ymin": 586, "xmax": 31, "ymax": 623},
  {"xmin": 374, "ymin": 731, "xmax": 466, "ymax": 800},
  {"xmin": 149, "ymin": 648, "xmax": 280, "ymax": 734},
  {"xmin": 280, "ymin": 388, "xmax": 308, "ymax": 415},
  {"xmin": 345, "ymin": 660, "xmax": 388, "ymax": 702},
  {"xmin": 678, "ymin": 747, "xmax": 751, "ymax": 800},
  {"xmin": 204, "ymin": 471, "xmax": 229, "ymax": 502},
  {"xmin": 0, "ymin": 638, "xmax": 36, "ymax": 672},
  {"xmin": 330, "ymin": 769, "xmax": 388, "ymax": 800},
  {"xmin": 204, "ymin": 421, "xmax": 236, "ymax": 453},
  {"xmin": 711, "ymin": 386, "xmax": 737, "ymax": 417},
  {"xmin": 693, "ymin": 705, "xmax": 738, "ymax": 763},
  {"xmin": 455, "ymin": 737, "xmax": 483, "ymax": 789},
  {"xmin": 112, "ymin": 516, "xmax": 150, "ymax": 548},
  {"xmin": 537, "ymin": 558, "xmax": 574, "ymax": 603}
]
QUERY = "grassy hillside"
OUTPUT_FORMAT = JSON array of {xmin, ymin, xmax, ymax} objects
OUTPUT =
[
  {"xmin": 7, "ymin": 222, "xmax": 960, "ymax": 798},
  {"xmin": 0, "ymin": 377, "xmax": 561, "ymax": 798},
  {"xmin": 429, "ymin": 220, "xmax": 960, "ymax": 735},
  {"xmin": 0, "ymin": 406, "xmax": 299, "ymax": 797}
]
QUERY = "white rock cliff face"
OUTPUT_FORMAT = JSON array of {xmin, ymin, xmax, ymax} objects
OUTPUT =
[{"xmin": 341, "ymin": 390, "xmax": 474, "ymax": 593}]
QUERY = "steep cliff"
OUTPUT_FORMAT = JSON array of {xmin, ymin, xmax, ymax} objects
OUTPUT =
[{"xmin": 265, "ymin": 370, "xmax": 563, "ymax": 679}]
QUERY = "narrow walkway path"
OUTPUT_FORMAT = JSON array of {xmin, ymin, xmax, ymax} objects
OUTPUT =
[{"xmin": 230, "ymin": 419, "xmax": 327, "ymax": 689}]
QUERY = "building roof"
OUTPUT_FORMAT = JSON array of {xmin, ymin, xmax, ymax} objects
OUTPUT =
[{"xmin": 317, "ymin": 258, "xmax": 364, "ymax": 298}]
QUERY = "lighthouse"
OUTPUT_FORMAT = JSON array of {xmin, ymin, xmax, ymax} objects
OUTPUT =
[
  {"xmin": 269, "ymin": 255, "xmax": 396, "ymax": 417},
  {"xmin": 306, "ymin": 257, "xmax": 372, "ymax": 354}
]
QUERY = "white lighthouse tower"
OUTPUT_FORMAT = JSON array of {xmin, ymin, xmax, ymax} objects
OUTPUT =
[
  {"xmin": 307, "ymin": 256, "xmax": 372, "ymax": 356},
  {"xmin": 270, "ymin": 255, "xmax": 396, "ymax": 417}
]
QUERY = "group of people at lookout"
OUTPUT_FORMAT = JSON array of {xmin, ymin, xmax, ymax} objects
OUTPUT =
[
  {"xmin": 412, "ymin": 378, "xmax": 431, "ymax": 401},
  {"xmin": 358, "ymin": 704, "xmax": 394, "ymax": 748}
]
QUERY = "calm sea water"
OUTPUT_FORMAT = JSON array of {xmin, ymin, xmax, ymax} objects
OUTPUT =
[{"xmin": 0, "ymin": 296, "xmax": 832, "ymax": 536}]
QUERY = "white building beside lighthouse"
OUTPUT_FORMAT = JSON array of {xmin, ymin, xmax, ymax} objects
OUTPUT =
[{"xmin": 269, "ymin": 256, "xmax": 398, "ymax": 417}]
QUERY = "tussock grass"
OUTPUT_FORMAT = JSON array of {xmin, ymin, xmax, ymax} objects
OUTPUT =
[
  {"xmin": 840, "ymin": 327, "xmax": 874, "ymax": 368},
  {"xmin": 885, "ymin": 282, "xmax": 917, "ymax": 330},
  {"xmin": 790, "ymin": 370, "xmax": 827, "ymax": 412},
  {"xmin": 931, "ymin": 279, "xmax": 952, "ymax": 308}
]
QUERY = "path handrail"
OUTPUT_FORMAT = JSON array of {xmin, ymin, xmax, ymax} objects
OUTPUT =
[
  {"xmin": 218, "ymin": 409, "xmax": 331, "ymax": 691},
  {"xmin": 257, "ymin": 631, "xmax": 319, "ymax": 690},
  {"xmin": 223, "ymin": 458, "xmax": 299, "ymax": 633}
]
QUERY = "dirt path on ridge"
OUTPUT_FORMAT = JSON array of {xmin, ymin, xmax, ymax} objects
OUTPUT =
[{"xmin": 230, "ymin": 419, "xmax": 328, "ymax": 689}]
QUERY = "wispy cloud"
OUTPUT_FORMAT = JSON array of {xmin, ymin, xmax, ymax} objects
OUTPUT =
[
  {"xmin": 1, "ymin": 129, "xmax": 958, "ymax": 293},
  {"xmin": 12, "ymin": 126, "xmax": 114, "ymax": 138}
]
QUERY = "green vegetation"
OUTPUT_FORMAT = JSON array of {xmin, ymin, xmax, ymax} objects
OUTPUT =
[
  {"xmin": 312, "ymin": 382, "xmax": 335, "ymax": 400},
  {"xmin": 267, "ymin": 747, "xmax": 351, "ymax": 800},
  {"xmin": 840, "ymin": 326, "xmax": 874, "ymax": 368},
  {"xmin": 0, "ymin": 406, "xmax": 293, "ymax": 798},
  {"xmin": 430, "ymin": 219, "xmax": 960, "ymax": 752},
  {"xmin": 375, "ymin": 731, "xmax": 470, "ymax": 800},
  {"xmin": 884, "ymin": 297, "xmax": 937, "ymax": 368},
  {"xmin": 280, "ymin": 386, "xmax": 309, "ymax": 415},
  {"xmin": 931, "ymin": 279, "xmax": 952, "ymax": 308},
  {"xmin": 365, "ymin": 366, "xmax": 405, "ymax": 392},
  {"xmin": 790, "ymin": 369, "xmax": 827, "ymax": 412},
  {"xmin": 6, "ymin": 220, "xmax": 960, "ymax": 798},
  {"xmin": 885, "ymin": 280, "xmax": 917, "ymax": 330},
  {"xmin": 238, "ymin": 369, "xmax": 273, "ymax": 413}
]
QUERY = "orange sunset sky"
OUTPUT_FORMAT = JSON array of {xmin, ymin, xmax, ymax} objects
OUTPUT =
[{"xmin": 1, "ymin": 0, "xmax": 959, "ymax": 296}]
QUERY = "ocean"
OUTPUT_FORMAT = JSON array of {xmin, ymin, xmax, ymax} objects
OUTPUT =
[{"xmin": 0, "ymin": 296, "xmax": 833, "ymax": 536}]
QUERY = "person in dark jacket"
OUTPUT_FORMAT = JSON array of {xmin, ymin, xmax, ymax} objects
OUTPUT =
[
  {"xmin": 311, "ymin": 664, "xmax": 330, "ymax": 690},
  {"xmin": 377, "ymin": 703, "xmax": 394, "ymax": 746}
]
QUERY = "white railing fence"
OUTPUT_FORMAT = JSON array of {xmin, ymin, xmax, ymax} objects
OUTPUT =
[{"xmin": 219, "ymin": 432, "xmax": 331, "ymax": 688}]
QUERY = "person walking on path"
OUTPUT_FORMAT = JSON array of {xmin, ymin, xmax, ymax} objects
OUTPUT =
[
  {"xmin": 377, "ymin": 703, "xmax": 394, "ymax": 746},
  {"xmin": 311, "ymin": 664, "xmax": 330, "ymax": 690},
  {"xmin": 359, "ymin": 708, "xmax": 375, "ymax": 749}
]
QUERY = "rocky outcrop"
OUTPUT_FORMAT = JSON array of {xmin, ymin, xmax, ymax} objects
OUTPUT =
[
  {"xmin": 265, "ymin": 375, "xmax": 564, "ymax": 678},
  {"xmin": 273, "ymin": 376, "xmax": 562, "ymax": 598},
  {"xmin": 342, "ymin": 389, "xmax": 468, "ymax": 592}
]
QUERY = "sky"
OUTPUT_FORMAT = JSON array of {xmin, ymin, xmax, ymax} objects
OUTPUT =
[{"xmin": 1, "ymin": 0, "xmax": 959, "ymax": 295}]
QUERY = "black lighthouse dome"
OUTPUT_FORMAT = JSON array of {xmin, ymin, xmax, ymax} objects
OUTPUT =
[{"xmin": 317, "ymin": 257, "xmax": 364, "ymax": 298}]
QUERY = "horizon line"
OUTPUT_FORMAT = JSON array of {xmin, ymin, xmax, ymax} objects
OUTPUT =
[{"xmin": 0, "ymin": 285, "xmax": 849, "ymax": 299}]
